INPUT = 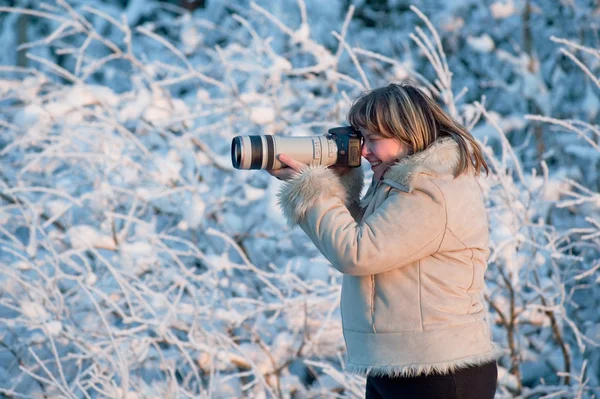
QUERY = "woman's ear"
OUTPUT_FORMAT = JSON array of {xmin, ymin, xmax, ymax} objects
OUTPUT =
[{"xmin": 399, "ymin": 142, "xmax": 413, "ymax": 157}]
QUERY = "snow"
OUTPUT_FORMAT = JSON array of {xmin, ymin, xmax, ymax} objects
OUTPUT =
[
  {"xmin": 119, "ymin": 89, "xmax": 152, "ymax": 122},
  {"xmin": 490, "ymin": 0, "xmax": 518, "ymax": 20},
  {"xmin": 250, "ymin": 105, "xmax": 276, "ymax": 125},
  {"xmin": 86, "ymin": 272, "xmax": 98, "ymax": 286},
  {"xmin": 152, "ymin": 149, "xmax": 183, "ymax": 185},
  {"xmin": 121, "ymin": 241, "xmax": 154, "ymax": 256},
  {"xmin": 180, "ymin": 14, "xmax": 204, "ymax": 55},
  {"xmin": 0, "ymin": 78, "xmax": 21, "ymax": 95},
  {"xmin": 467, "ymin": 34, "xmax": 495, "ymax": 53},
  {"xmin": 183, "ymin": 194, "xmax": 206, "ymax": 229},
  {"xmin": 45, "ymin": 320, "xmax": 63, "ymax": 336},
  {"xmin": 68, "ymin": 225, "xmax": 115, "ymax": 249},
  {"xmin": 292, "ymin": 23, "xmax": 311, "ymax": 44},
  {"xmin": 21, "ymin": 301, "xmax": 50, "ymax": 322},
  {"xmin": 0, "ymin": 0, "xmax": 599, "ymax": 397},
  {"xmin": 14, "ymin": 260, "xmax": 32, "ymax": 271}
]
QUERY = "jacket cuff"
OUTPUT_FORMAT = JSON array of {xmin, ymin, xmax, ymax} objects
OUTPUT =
[{"xmin": 277, "ymin": 166, "xmax": 363, "ymax": 225}]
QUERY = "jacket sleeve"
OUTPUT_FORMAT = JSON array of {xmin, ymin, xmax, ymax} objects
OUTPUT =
[
  {"xmin": 277, "ymin": 166, "xmax": 446, "ymax": 276},
  {"xmin": 277, "ymin": 165, "xmax": 364, "ymax": 224}
]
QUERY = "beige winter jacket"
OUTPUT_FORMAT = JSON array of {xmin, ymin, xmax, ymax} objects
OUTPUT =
[{"xmin": 277, "ymin": 137, "xmax": 501, "ymax": 377}]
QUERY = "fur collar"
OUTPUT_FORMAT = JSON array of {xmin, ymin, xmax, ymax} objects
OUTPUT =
[{"xmin": 382, "ymin": 137, "xmax": 461, "ymax": 191}]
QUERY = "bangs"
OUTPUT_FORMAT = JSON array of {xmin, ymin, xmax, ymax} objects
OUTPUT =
[{"xmin": 348, "ymin": 92, "xmax": 395, "ymax": 138}]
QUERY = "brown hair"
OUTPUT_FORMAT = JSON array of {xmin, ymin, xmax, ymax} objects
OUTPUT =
[{"xmin": 348, "ymin": 81, "xmax": 489, "ymax": 176}]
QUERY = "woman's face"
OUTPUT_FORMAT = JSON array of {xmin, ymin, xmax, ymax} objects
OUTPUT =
[{"xmin": 360, "ymin": 128, "xmax": 410, "ymax": 181}]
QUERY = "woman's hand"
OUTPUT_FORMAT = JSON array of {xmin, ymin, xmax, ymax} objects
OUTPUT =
[
  {"xmin": 266, "ymin": 154, "xmax": 352, "ymax": 180},
  {"xmin": 266, "ymin": 154, "xmax": 306, "ymax": 181}
]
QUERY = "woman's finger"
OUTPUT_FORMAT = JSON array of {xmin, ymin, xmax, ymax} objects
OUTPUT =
[{"xmin": 277, "ymin": 154, "xmax": 305, "ymax": 173}]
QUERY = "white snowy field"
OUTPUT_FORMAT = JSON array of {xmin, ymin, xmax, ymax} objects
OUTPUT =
[{"xmin": 0, "ymin": 0, "xmax": 599, "ymax": 398}]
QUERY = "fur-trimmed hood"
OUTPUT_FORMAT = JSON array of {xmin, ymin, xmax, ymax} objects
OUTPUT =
[{"xmin": 380, "ymin": 137, "xmax": 461, "ymax": 193}]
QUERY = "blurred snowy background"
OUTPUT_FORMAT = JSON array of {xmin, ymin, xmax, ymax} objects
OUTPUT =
[{"xmin": 0, "ymin": 0, "xmax": 599, "ymax": 397}]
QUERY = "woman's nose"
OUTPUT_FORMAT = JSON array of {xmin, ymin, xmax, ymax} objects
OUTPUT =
[{"xmin": 361, "ymin": 144, "xmax": 370, "ymax": 157}]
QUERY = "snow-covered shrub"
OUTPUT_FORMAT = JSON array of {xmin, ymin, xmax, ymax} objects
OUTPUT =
[{"xmin": 0, "ymin": 0, "xmax": 598, "ymax": 398}]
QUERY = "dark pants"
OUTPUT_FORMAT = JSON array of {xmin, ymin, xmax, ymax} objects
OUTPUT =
[{"xmin": 365, "ymin": 361, "xmax": 498, "ymax": 399}]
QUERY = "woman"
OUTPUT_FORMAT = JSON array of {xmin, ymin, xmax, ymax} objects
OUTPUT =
[{"xmin": 269, "ymin": 82, "xmax": 500, "ymax": 398}]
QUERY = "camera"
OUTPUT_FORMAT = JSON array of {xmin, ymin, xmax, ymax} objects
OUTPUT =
[{"xmin": 231, "ymin": 126, "xmax": 362, "ymax": 170}]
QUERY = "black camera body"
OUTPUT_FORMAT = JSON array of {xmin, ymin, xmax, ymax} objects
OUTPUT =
[
  {"xmin": 326, "ymin": 126, "xmax": 362, "ymax": 168},
  {"xmin": 231, "ymin": 126, "xmax": 362, "ymax": 170}
]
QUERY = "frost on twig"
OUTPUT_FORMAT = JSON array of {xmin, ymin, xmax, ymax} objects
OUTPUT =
[
  {"xmin": 0, "ymin": 1, "xmax": 361, "ymax": 397},
  {"xmin": 1, "ymin": 1, "xmax": 599, "ymax": 398}
]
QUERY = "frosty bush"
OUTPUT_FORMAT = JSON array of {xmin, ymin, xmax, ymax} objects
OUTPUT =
[{"xmin": 0, "ymin": 0, "xmax": 599, "ymax": 398}]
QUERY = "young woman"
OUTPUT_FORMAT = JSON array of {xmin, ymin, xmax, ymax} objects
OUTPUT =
[{"xmin": 268, "ymin": 82, "xmax": 501, "ymax": 398}]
